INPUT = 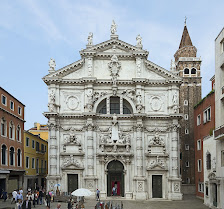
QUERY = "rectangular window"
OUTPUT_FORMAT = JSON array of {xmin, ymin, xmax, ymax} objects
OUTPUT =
[
  {"xmin": 26, "ymin": 137, "xmax": 29, "ymax": 147},
  {"xmin": 197, "ymin": 139, "xmax": 201, "ymax": 150},
  {"xmin": 185, "ymin": 128, "xmax": 189, "ymax": 134},
  {"xmin": 18, "ymin": 106, "xmax": 22, "ymax": 115},
  {"xmin": 36, "ymin": 142, "xmax": 39, "ymax": 152},
  {"xmin": 203, "ymin": 107, "xmax": 211, "ymax": 123},
  {"xmin": 45, "ymin": 145, "xmax": 47, "ymax": 152},
  {"xmin": 198, "ymin": 183, "xmax": 204, "ymax": 193},
  {"xmin": 184, "ymin": 114, "xmax": 188, "ymax": 120},
  {"xmin": 26, "ymin": 157, "xmax": 29, "ymax": 168},
  {"xmin": 36, "ymin": 159, "xmax": 39, "ymax": 174},
  {"xmin": 221, "ymin": 150, "xmax": 224, "ymax": 167},
  {"xmin": 1, "ymin": 95, "xmax": 6, "ymax": 106},
  {"xmin": 186, "ymin": 178, "xmax": 190, "ymax": 184},
  {"xmin": 205, "ymin": 186, "xmax": 209, "ymax": 196},
  {"xmin": 221, "ymin": 39, "xmax": 224, "ymax": 53},
  {"xmin": 198, "ymin": 159, "xmax": 202, "ymax": 172},
  {"xmin": 41, "ymin": 144, "xmax": 44, "ymax": 153},
  {"xmin": 45, "ymin": 160, "xmax": 47, "ymax": 169},
  {"xmin": 32, "ymin": 158, "xmax": 35, "ymax": 169},
  {"xmin": 185, "ymin": 144, "xmax": 189, "ymax": 150},
  {"xmin": 10, "ymin": 101, "xmax": 14, "ymax": 110},
  {"xmin": 32, "ymin": 140, "xmax": 35, "ymax": 149},
  {"xmin": 186, "ymin": 161, "xmax": 189, "ymax": 167},
  {"xmin": 197, "ymin": 114, "xmax": 201, "ymax": 126}
]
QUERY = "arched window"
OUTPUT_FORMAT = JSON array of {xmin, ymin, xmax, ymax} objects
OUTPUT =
[
  {"xmin": 16, "ymin": 125, "xmax": 21, "ymax": 141},
  {"xmin": 17, "ymin": 149, "xmax": 21, "ymax": 167},
  {"xmin": 123, "ymin": 99, "xmax": 132, "ymax": 114},
  {"xmin": 97, "ymin": 97, "xmax": 133, "ymax": 114},
  {"xmin": 184, "ymin": 68, "xmax": 189, "ymax": 74},
  {"xmin": 97, "ymin": 99, "xmax": 107, "ymax": 114},
  {"xmin": 191, "ymin": 68, "xmax": 196, "ymax": 75},
  {"xmin": 110, "ymin": 97, "xmax": 120, "ymax": 114},
  {"xmin": 1, "ymin": 118, "xmax": 7, "ymax": 137},
  {"xmin": 1, "ymin": 145, "xmax": 7, "ymax": 165},
  {"xmin": 9, "ymin": 121, "xmax": 15, "ymax": 139},
  {"xmin": 10, "ymin": 147, "xmax": 15, "ymax": 166},
  {"xmin": 206, "ymin": 152, "xmax": 211, "ymax": 170}
]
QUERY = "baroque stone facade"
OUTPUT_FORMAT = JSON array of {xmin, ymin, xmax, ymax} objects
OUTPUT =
[{"xmin": 43, "ymin": 22, "xmax": 183, "ymax": 200}]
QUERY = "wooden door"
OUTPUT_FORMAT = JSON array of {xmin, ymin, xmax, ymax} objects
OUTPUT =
[{"xmin": 152, "ymin": 175, "xmax": 162, "ymax": 198}]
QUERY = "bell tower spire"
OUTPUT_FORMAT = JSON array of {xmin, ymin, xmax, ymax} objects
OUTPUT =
[{"xmin": 174, "ymin": 23, "xmax": 202, "ymax": 186}]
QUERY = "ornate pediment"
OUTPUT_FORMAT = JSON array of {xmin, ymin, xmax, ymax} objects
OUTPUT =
[
  {"xmin": 208, "ymin": 172, "xmax": 216, "ymax": 180},
  {"xmin": 61, "ymin": 155, "xmax": 84, "ymax": 170}
]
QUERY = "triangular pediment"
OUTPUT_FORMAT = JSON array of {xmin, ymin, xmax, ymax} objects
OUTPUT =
[
  {"xmin": 145, "ymin": 60, "xmax": 181, "ymax": 80},
  {"xmin": 81, "ymin": 38, "xmax": 149, "ymax": 56}
]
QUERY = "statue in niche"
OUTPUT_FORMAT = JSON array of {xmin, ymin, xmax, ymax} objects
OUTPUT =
[
  {"xmin": 49, "ymin": 90, "xmax": 56, "ymax": 103},
  {"xmin": 87, "ymin": 32, "xmax": 93, "ymax": 45},
  {"xmin": 111, "ymin": 20, "xmax": 117, "ymax": 34},
  {"xmin": 136, "ymin": 93, "xmax": 142, "ymax": 104},
  {"xmin": 49, "ymin": 58, "xmax": 56, "ymax": 71},
  {"xmin": 136, "ymin": 34, "xmax": 142, "ymax": 47},
  {"xmin": 108, "ymin": 55, "xmax": 121, "ymax": 86},
  {"xmin": 172, "ymin": 92, "xmax": 178, "ymax": 105},
  {"xmin": 111, "ymin": 114, "xmax": 119, "ymax": 143}
]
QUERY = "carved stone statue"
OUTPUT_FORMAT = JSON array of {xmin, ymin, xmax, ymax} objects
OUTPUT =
[
  {"xmin": 108, "ymin": 55, "xmax": 121, "ymax": 86},
  {"xmin": 172, "ymin": 92, "xmax": 178, "ymax": 105},
  {"xmin": 136, "ymin": 34, "xmax": 142, "ymax": 47},
  {"xmin": 49, "ymin": 90, "xmax": 55, "ymax": 103},
  {"xmin": 111, "ymin": 114, "xmax": 119, "ymax": 143},
  {"xmin": 87, "ymin": 32, "xmax": 93, "ymax": 45},
  {"xmin": 49, "ymin": 58, "xmax": 56, "ymax": 72},
  {"xmin": 111, "ymin": 20, "xmax": 117, "ymax": 35}
]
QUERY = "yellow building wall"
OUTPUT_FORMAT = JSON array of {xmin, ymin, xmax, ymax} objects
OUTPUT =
[
  {"xmin": 29, "ymin": 123, "xmax": 49, "ymax": 141},
  {"xmin": 24, "ymin": 132, "xmax": 48, "ymax": 176}
]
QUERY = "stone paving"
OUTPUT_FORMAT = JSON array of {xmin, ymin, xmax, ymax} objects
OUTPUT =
[{"xmin": 0, "ymin": 195, "xmax": 209, "ymax": 209}]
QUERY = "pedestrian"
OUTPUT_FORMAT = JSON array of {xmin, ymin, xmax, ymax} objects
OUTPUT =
[
  {"xmin": 16, "ymin": 191, "xmax": 23, "ymax": 202},
  {"xmin": 96, "ymin": 189, "xmax": 100, "ymax": 201},
  {"xmin": 67, "ymin": 198, "xmax": 72, "ymax": 209},
  {"xmin": 112, "ymin": 186, "xmax": 116, "ymax": 196},
  {"xmin": 19, "ymin": 188, "xmax": 23, "ymax": 195},
  {"xmin": 39, "ymin": 188, "xmax": 43, "ymax": 205},
  {"xmin": 36, "ymin": 190, "xmax": 39, "ymax": 205},
  {"xmin": 22, "ymin": 196, "xmax": 31, "ymax": 209},
  {"xmin": 55, "ymin": 203, "xmax": 61, "ymax": 209},
  {"xmin": 46, "ymin": 191, "xmax": 51, "ymax": 208},
  {"xmin": 15, "ymin": 199, "xmax": 22, "ymax": 209},
  {"xmin": 32, "ymin": 191, "xmax": 36, "ymax": 208},
  {"xmin": 12, "ymin": 189, "xmax": 17, "ymax": 204},
  {"xmin": 2, "ymin": 190, "xmax": 7, "ymax": 201}
]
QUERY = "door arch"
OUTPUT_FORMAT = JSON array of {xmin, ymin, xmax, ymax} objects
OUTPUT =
[{"xmin": 107, "ymin": 160, "xmax": 124, "ymax": 197}]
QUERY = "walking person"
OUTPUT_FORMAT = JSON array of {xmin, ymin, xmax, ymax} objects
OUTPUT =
[
  {"xmin": 15, "ymin": 199, "xmax": 22, "ymax": 209},
  {"xmin": 112, "ymin": 186, "xmax": 116, "ymax": 196},
  {"xmin": 46, "ymin": 191, "xmax": 51, "ymax": 208},
  {"xmin": 16, "ymin": 191, "xmax": 23, "ymax": 202},
  {"xmin": 12, "ymin": 189, "xmax": 17, "ymax": 204},
  {"xmin": 22, "ymin": 197, "xmax": 31, "ymax": 209},
  {"xmin": 32, "ymin": 191, "xmax": 36, "ymax": 208},
  {"xmin": 96, "ymin": 189, "xmax": 100, "ymax": 201}
]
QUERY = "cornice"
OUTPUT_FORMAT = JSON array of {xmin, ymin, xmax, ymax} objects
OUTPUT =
[{"xmin": 0, "ymin": 106, "xmax": 25, "ymax": 122}]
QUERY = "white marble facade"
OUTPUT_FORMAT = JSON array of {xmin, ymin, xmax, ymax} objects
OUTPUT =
[{"xmin": 43, "ymin": 22, "xmax": 183, "ymax": 200}]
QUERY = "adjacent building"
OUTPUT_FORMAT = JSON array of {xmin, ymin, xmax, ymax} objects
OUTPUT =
[
  {"xmin": 0, "ymin": 87, "xmax": 25, "ymax": 195},
  {"xmin": 24, "ymin": 131, "xmax": 48, "ymax": 191},
  {"xmin": 194, "ymin": 77, "xmax": 215, "ymax": 199},
  {"xmin": 43, "ymin": 22, "xmax": 184, "ymax": 200},
  {"xmin": 29, "ymin": 122, "xmax": 48, "ymax": 141},
  {"xmin": 212, "ymin": 27, "xmax": 224, "ymax": 209}
]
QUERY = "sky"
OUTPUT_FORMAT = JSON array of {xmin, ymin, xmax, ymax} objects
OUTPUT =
[{"xmin": 0, "ymin": 0, "xmax": 223, "ymax": 130}]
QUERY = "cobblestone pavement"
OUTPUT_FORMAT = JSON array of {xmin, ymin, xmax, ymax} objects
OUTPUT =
[{"xmin": 0, "ymin": 195, "xmax": 209, "ymax": 209}]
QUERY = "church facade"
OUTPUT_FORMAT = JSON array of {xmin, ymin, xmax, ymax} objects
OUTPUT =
[{"xmin": 43, "ymin": 22, "xmax": 183, "ymax": 200}]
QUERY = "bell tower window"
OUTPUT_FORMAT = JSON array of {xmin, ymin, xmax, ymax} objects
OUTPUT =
[
  {"xmin": 184, "ymin": 68, "xmax": 189, "ymax": 74},
  {"xmin": 191, "ymin": 68, "xmax": 196, "ymax": 75}
]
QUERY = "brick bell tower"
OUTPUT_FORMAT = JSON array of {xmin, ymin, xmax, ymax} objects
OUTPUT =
[{"xmin": 174, "ymin": 23, "xmax": 202, "ymax": 185}]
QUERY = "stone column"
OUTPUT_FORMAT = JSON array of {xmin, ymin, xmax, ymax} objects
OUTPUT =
[
  {"xmin": 86, "ymin": 118, "xmax": 94, "ymax": 176},
  {"xmin": 171, "ymin": 121, "xmax": 179, "ymax": 177},
  {"xmin": 136, "ymin": 120, "xmax": 143, "ymax": 177}
]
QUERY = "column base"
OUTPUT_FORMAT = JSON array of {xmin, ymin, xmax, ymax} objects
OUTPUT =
[
  {"xmin": 125, "ymin": 192, "xmax": 133, "ymax": 199},
  {"xmin": 168, "ymin": 192, "xmax": 183, "ymax": 200},
  {"xmin": 135, "ymin": 192, "xmax": 147, "ymax": 200},
  {"xmin": 100, "ymin": 192, "xmax": 107, "ymax": 199}
]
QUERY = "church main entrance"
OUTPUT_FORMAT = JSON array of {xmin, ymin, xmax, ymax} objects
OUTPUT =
[{"xmin": 107, "ymin": 161, "xmax": 124, "ymax": 197}]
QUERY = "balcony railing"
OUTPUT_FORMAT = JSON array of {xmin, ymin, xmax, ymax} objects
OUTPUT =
[
  {"xmin": 36, "ymin": 168, "xmax": 47, "ymax": 175},
  {"xmin": 214, "ymin": 124, "xmax": 224, "ymax": 140}
]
